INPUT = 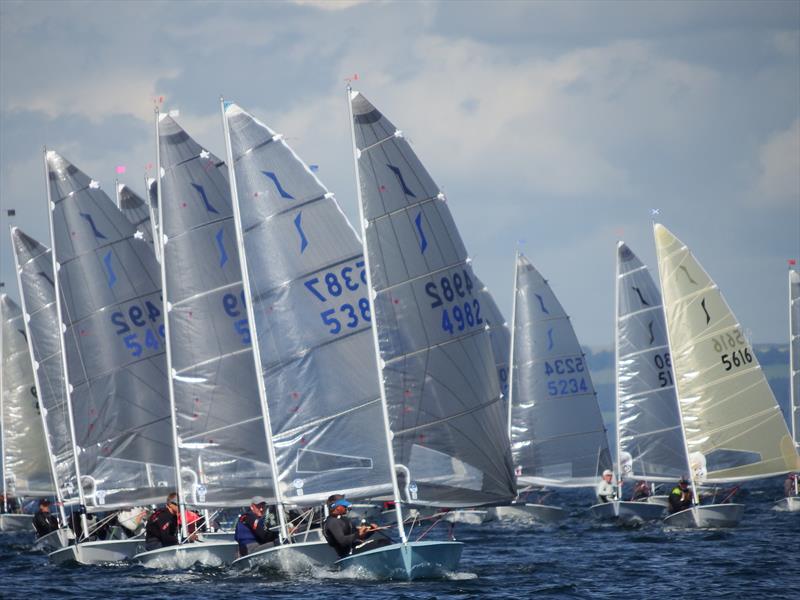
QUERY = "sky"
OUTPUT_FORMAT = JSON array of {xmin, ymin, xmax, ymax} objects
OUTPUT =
[{"xmin": 0, "ymin": 0, "xmax": 797, "ymax": 346}]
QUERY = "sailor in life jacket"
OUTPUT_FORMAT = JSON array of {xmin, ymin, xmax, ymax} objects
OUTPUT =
[
  {"xmin": 234, "ymin": 497, "xmax": 279, "ymax": 557},
  {"xmin": 144, "ymin": 493, "xmax": 180, "ymax": 551},
  {"xmin": 668, "ymin": 478, "xmax": 694, "ymax": 514},
  {"xmin": 322, "ymin": 494, "xmax": 391, "ymax": 558}
]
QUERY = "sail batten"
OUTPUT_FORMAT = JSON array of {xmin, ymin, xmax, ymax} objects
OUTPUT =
[{"xmin": 654, "ymin": 224, "xmax": 799, "ymax": 482}]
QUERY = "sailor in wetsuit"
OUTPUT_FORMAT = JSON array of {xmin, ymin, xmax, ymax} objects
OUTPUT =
[
  {"xmin": 668, "ymin": 478, "xmax": 694, "ymax": 514},
  {"xmin": 32, "ymin": 499, "xmax": 59, "ymax": 538},
  {"xmin": 144, "ymin": 493, "xmax": 180, "ymax": 551},
  {"xmin": 322, "ymin": 496, "xmax": 391, "ymax": 558},
  {"xmin": 596, "ymin": 470, "xmax": 617, "ymax": 503},
  {"xmin": 234, "ymin": 498, "xmax": 279, "ymax": 557}
]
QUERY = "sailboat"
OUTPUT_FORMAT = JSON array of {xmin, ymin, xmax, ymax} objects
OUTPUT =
[
  {"xmin": 0, "ymin": 295, "xmax": 53, "ymax": 532},
  {"xmin": 775, "ymin": 268, "xmax": 800, "ymax": 511},
  {"xmin": 654, "ymin": 223, "xmax": 799, "ymax": 527},
  {"xmin": 10, "ymin": 228, "xmax": 80, "ymax": 551},
  {"xmin": 342, "ymin": 87, "xmax": 516, "ymax": 579},
  {"xmin": 131, "ymin": 113, "xmax": 277, "ymax": 568},
  {"xmin": 589, "ymin": 242, "xmax": 687, "ymax": 524},
  {"xmin": 507, "ymin": 252, "xmax": 612, "ymax": 523},
  {"xmin": 43, "ymin": 150, "xmax": 175, "ymax": 564},
  {"xmin": 220, "ymin": 99, "xmax": 389, "ymax": 572}
]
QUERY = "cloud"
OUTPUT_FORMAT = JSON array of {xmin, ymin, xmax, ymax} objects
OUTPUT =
[
  {"xmin": 292, "ymin": 0, "xmax": 366, "ymax": 10},
  {"xmin": 754, "ymin": 118, "xmax": 800, "ymax": 205}
]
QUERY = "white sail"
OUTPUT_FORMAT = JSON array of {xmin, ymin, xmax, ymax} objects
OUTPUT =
[
  {"xmin": 0, "ymin": 295, "xmax": 53, "ymax": 498},
  {"xmin": 11, "ymin": 228, "xmax": 80, "ymax": 511},
  {"xmin": 615, "ymin": 242, "xmax": 687, "ymax": 482},
  {"xmin": 156, "ymin": 114, "xmax": 274, "ymax": 508},
  {"xmin": 509, "ymin": 253, "xmax": 612, "ymax": 487},
  {"xmin": 46, "ymin": 150, "xmax": 175, "ymax": 511},
  {"xmin": 349, "ymin": 89, "xmax": 516, "ymax": 507},
  {"xmin": 116, "ymin": 182, "xmax": 155, "ymax": 249},
  {"xmin": 221, "ymin": 101, "xmax": 394, "ymax": 506},
  {"xmin": 790, "ymin": 269, "xmax": 799, "ymax": 452},
  {"xmin": 654, "ymin": 223, "xmax": 799, "ymax": 482}
]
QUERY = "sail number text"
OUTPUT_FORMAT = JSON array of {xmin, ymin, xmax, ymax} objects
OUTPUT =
[
  {"xmin": 544, "ymin": 357, "xmax": 589, "ymax": 396},
  {"xmin": 653, "ymin": 352, "xmax": 673, "ymax": 387},
  {"xmin": 425, "ymin": 270, "xmax": 483, "ymax": 335},
  {"xmin": 110, "ymin": 299, "xmax": 165, "ymax": 357},
  {"xmin": 711, "ymin": 329, "xmax": 753, "ymax": 372},
  {"xmin": 222, "ymin": 290, "xmax": 251, "ymax": 345},
  {"xmin": 304, "ymin": 260, "xmax": 371, "ymax": 335}
]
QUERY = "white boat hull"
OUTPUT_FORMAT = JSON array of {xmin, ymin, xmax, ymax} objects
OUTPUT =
[
  {"xmin": 232, "ymin": 539, "xmax": 339, "ymax": 571},
  {"xmin": 773, "ymin": 497, "xmax": 800, "ymax": 512},
  {"xmin": 49, "ymin": 538, "xmax": 145, "ymax": 565},
  {"xmin": 33, "ymin": 527, "xmax": 73, "ymax": 552},
  {"xmin": 335, "ymin": 541, "xmax": 463, "ymax": 581},
  {"xmin": 589, "ymin": 501, "xmax": 665, "ymax": 524},
  {"xmin": 663, "ymin": 503, "xmax": 744, "ymax": 528},
  {"xmin": 0, "ymin": 514, "xmax": 33, "ymax": 532},
  {"xmin": 646, "ymin": 495, "xmax": 670, "ymax": 508},
  {"xmin": 487, "ymin": 503, "xmax": 566, "ymax": 524},
  {"xmin": 199, "ymin": 530, "xmax": 235, "ymax": 542},
  {"xmin": 134, "ymin": 540, "xmax": 238, "ymax": 568},
  {"xmin": 441, "ymin": 510, "xmax": 487, "ymax": 525}
]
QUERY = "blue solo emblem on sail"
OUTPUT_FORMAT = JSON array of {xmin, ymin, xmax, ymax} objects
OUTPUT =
[
  {"xmin": 103, "ymin": 250, "xmax": 117, "ymax": 288},
  {"xmin": 262, "ymin": 171, "xmax": 294, "ymax": 200},
  {"xmin": 215, "ymin": 227, "xmax": 228, "ymax": 268},
  {"xmin": 294, "ymin": 212, "xmax": 308, "ymax": 253},
  {"xmin": 546, "ymin": 327, "xmax": 554, "ymax": 350},
  {"xmin": 387, "ymin": 164, "xmax": 415, "ymax": 197},
  {"xmin": 79, "ymin": 212, "xmax": 107, "ymax": 240},
  {"xmin": 191, "ymin": 183, "xmax": 219, "ymax": 214},
  {"xmin": 414, "ymin": 212, "xmax": 427, "ymax": 254},
  {"xmin": 535, "ymin": 294, "xmax": 548, "ymax": 314}
]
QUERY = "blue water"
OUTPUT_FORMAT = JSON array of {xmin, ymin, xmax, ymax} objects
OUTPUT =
[{"xmin": 0, "ymin": 480, "xmax": 796, "ymax": 600}]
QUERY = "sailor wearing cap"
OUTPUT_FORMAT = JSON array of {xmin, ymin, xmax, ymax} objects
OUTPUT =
[
  {"xmin": 596, "ymin": 469, "xmax": 617, "ymax": 504},
  {"xmin": 322, "ymin": 494, "xmax": 391, "ymax": 558},
  {"xmin": 668, "ymin": 478, "xmax": 694, "ymax": 514},
  {"xmin": 234, "ymin": 497, "xmax": 279, "ymax": 557}
]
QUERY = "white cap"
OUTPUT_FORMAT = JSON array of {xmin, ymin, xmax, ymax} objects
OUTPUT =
[{"xmin": 602, "ymin": 469, "xmax": 613, "ymax": 477}]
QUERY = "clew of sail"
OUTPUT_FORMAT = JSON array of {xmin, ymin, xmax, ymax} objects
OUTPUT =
[
  {"xmin": 117, "ymin": 183, "xmax": 155, "ymax": 249},
  {"xmin": 11, "ymin": 228, "xmax": 80, "ymax": 507},
  {"xmin": 510, "ymin": 253, "xmax": 612, "ymax": 488},
  {"xmin": 0, "ymin": 295, "xmax": 53, "ymax": 497},
  {"xmin": 615, "ymin": 242, "xmax": 687, "ymax": 482},
  {"xmin": 156, "ymin": 115, "xmax": 274, "ymax": 507},
  {"xmin": 350, "ymin": 90, "xmax": 515, "ymax": 507},
  {"xmin": 654, "ymin": 223, "xmax": 799, "ymax": 482},
  {"xmin": 222, "ymin": 101, "xmax": 393, "ymax": 504},
  {"xmin": 46, "ymin": 150, "xmax": 174, "ymax": 510}
]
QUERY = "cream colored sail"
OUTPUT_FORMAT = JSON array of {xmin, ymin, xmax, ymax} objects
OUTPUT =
[{"xmin": 654, "ymin": 223, "xmax": 799, "ymax": 483}]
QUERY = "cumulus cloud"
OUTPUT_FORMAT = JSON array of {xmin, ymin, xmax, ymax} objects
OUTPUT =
[{"xmin": 754, "ymin": 118, "xmax": 800, "ymax": 205}]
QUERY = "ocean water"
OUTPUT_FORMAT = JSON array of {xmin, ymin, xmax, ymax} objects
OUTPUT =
[{"xmin": 0, "ymin": 479, "xmax": 795, "ymax": 600}]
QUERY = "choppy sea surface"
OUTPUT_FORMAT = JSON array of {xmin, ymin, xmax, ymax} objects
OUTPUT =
[{"xmin": 0, "ymin": 478, "xmax": 796, "ymax": 600}]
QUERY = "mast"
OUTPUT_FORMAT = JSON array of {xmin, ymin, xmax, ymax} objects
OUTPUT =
[
  {"xmin": 219, "ymin": 97, "xmax": 289, "ymax": 542},
  {"xmin": 154, "ymin": 107, "xmax": 189, "ymax": 541},
  {"xmin": 144, "ymin": 174, "xmax": 161, "ymax": 263},
  {"xmin": 44, "ymin": 148, "xmax": 90, "ymax": 539},
  {"xmin": 790, "ymin": 269, "xmax": 799, "ymax": 495},
  {"xmin": 653, "ymin": 224, "xmax": 699, "ymax": 506},
  {"xmin": 346, "ymin": 85, "xmax": 407, "ymax": 543},
  {"xmin": 506, "ymin": 251, "xmax": 519, "ymax": 443},
  {"xmin": 10, "ymin": 233, "xmax": 67, "ymax": 525},
  {"xmin": 614, "ymin": 242, "xmax": 623, "ymax": 499},
  {"xmin": 0, "ymin": 300, "xmax": 6, "ymax": 513},
  {"xmin": 114, "ymin": 178, "xmax": 121, "ymax": 209}
]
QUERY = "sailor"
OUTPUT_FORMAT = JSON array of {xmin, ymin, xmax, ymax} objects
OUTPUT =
[
  {"xmin": 631, "ymin": 480, "xmax": 652, "ymax": 501},
  {"xmin": 596, "ymin": 469, "xmax": 617, "ymax": 503},
  {"xmin": 234, "ymin": 498, "xmax": 279, "ymax": 557},
  {"xmin": 668, "ymin": 478, "xmax": 693, "ymax": 514},
  {"xmin": 144, "ymin": 493, "xmax": 180, "ymax": 551},
  {"xmin": 32, "ymin": 499, "xmax": 59, "ymax": 538},
  {"xmin": 322, "ymin": 495, "xmax": 391, "ymax": 558},
  {"xmin": 784, "ymin": 473, "xmax": 798, "ymax": 498}
]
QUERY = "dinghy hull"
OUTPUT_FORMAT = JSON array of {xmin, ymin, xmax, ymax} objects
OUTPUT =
[
  {"xmin": 589, "ymin": 501, "xmax": 665, "ymax": 524},
  {"xmin": 487, "ymin": 503, "xmax": 566, "ymax": 523},
  {"xmin": 441, "ymin": 510, "xmax": 487, "ymax": 525},
  {"xmin": 33, "ymin": 527, "xmax": 73, "ymax": 552},
  {"xmin": 0, "ymin": 514, "xmax": 33, "ymax": 532},
  {"xmin": 773, "ymin": 497, "xmax": 800, "ymax": 512},
  {"xmin": 49, "ymin": 538, "xmax": 145, "ymax": 565},
  {"xmin": 663, "ymin": 503, "xmax": 744, "ymax": 528},
  {"xmin": 232, "ymin": 540, "xmax": 339, "ymax": 572},
  {"xmin": 133, "ymin": 540, "xmax": 238, "ymax": 568},
  {"xmin": 335, "ymin": 540, "xmax": 463, "ymax": 581},
  {"xmin": 646, "ymin": 495, "xmax": 670, "ymax": 508}
]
